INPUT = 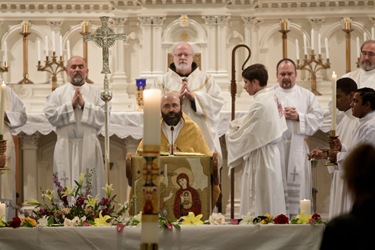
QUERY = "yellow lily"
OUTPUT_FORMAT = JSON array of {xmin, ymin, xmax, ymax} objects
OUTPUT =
[
  {"xmin": 180, "ymin": 212, "xmax": 204, "ymax": 226},
  {"xmin": 85, "ymin": 195, "xmax": 98, "ymax": 208},
  {"xmin": 103, "ymin": 183, "xmax": 114, "ymax": 198},
  {"xmin": 0, "ymin": 215, "xmax": 5, "ymax": 227},
  {"xmin": 94, "ymin": 211, "xmax": 111, "ymax": 226}
]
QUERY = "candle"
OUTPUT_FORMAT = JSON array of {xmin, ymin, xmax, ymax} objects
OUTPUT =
[
  {"xmin": 300, "ymin": 199, "xmax": 311, "ymax": 215},
  {"xmin": 295, "ymin": 39, "xmax": 300, "ymax": 60},
  {"xmin": 325, "ymin": 38, "xmax": 329, "ymax": 59},
  {"xmin": 67, "ymin": 40, "xmax": 71, "ymax": 60},
  {"xmin": 318, "ymin": 33, "xmax": 321, "ymax": 55},
  {"xmin": 311, "ymin": 29, "xmax": 315, "ymax": 52},
  {"xmin": 0, "ymin": 81, "xmax": 6, "ymax": 135},
  {"xmin": 372, "ymin": 27, "xmax": 375, "ymax": 40},
  {"xmin": 22, "ymin": 21, "xmax": 29, "ymax": 33},
  {"xmin": 37, "ymin": 39, "xmax": 41, "ymax": 61},
  {"xmin": 280, "ymin": 19, "xmax": 288, "ymax": 31},
  {"xmin": 357, "ymin": 36, "xmax": 360, "ymax": 58},
  {"xmin": 3, "ymin": 41, "xmax": 7, "ymax": 63},
  {"xmin": 45, "ymin": 35, "xmax": 49, "ymax": 56},
  {"xmin": 364, "ymin": 32, "xmax": 367, "ymax": 42},
  {"xmin": 0, "ymin": 202, "xmax": 5, "ymax": 220},
  {"xmin": 59, "ymin": 35, "xmax": 63, "ymax": 57},
  {"xmin": 303, "ymin": 34, "xmax": 308, "ymax": 55},
  {"xmin": 331, "ymin": 71, "xmax": 337, "ymax": 131},
  {"xmin": 143, "ymin": 89, "xmax": 161, "ymax": 146},
  {"xmin": 82, "ymin": 21, "xmax": 89, "ymax": 33},
  {"xmin": 52, "ymin": 31, "xmax": 56, "ymax": 52}
]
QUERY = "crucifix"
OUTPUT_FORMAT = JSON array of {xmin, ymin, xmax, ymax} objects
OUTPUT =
[{"xmin": 84, "ymin": 16, "xmax": 126, "ymax": 184}]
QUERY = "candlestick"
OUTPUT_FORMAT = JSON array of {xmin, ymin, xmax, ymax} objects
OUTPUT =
[
  {"xmin": 280, "ymin": 18, "xmax": 288, "ymax": 31},
  {"xmin": 52, "ymin": 31, "xmax": 56, "ymax": 52},
  {"xmin": 0, "ymin": 202, "xmax": 5, "ymax": 220},
  {"xmin": 325, "ymin": 38, "xmax": 329, "ymax": 59},
  {"xmin": 22, "ymin": 21, "xmax": 29, "ymax": 33},
  {"xmin": 303, "ymin": 34, "xmax": 308, "ymax": 55},
  {"xmin": 331, "ymin": 71, "xmax": 337, "ymax": 132},
  {"xmin": 0, "ymin": 82, "xmax": 6, "ymax": 135},
  {"xmin": 37, "ymin": 51, "xmax": 66, "ymax": 91},
  {"xmin": 300, "ymin": 199, "xmax": 311, "ymax": 215},
  {"xmin": 295, "ymin": 39, "xmax": 300, "ymax": 60}
]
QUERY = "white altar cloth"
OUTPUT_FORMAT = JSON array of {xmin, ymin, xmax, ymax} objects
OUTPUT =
[
  {"xmin": 11, "ymin": 111, "xmax": 247, "ymax": 139},
  {"xmin": 0, "ymin": 224, "xmax": 324, "ymax": 250}
]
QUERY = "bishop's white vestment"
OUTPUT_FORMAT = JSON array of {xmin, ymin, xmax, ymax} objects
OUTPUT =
[
  {"xmin": 155, "ymin": 66, "xmax": 224, "ymax": 168},
  {"xmin": 0, "ymin": 87, "xmax": 27, "ymax": 220},
  {"xmin": 272, "ymin": 84, "xmax": 324, "ymax": 217},
  {"xmin": 328, "ymin": 109, "xmax": 358, "ymax": 220},
  {"xmin": 226, "ymin": 88, "xmax": 287, "ymax": 216},
  {"xmin": 44, "ymin": 83, "xmax": 106, "ymax": 198}
]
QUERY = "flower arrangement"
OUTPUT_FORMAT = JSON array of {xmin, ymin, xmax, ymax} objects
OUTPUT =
[
  {"xmin": 239, "ymin": 212, "xmax": 324, "ymax": 225},
  {"xmin": 291, "ymin": 212, "xmax": 324, "ymax": 225}
]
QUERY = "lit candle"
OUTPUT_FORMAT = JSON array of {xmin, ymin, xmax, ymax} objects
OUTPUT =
[
  {"xmin": 318, "ymin": 33, "xmax": 322, "ymax": 55},
  {"xmin": 37, "ymin": 39, "xmax": 41, "ymax": 61},
  {"xmin": 59, "ymin": 35, "xmax": 63, "ymax": 57},
  {"xmin": 0, "ymin": 202, "xmax": 5, "ymax": 220},
  {"xmin": 0, "ymin": 81, "xmax": 6, "ymax": 135},
  {"xmin": 300, "ymin": 199, "xmax": 311, "ymax": 215},
  {"xmin": 325, "ymin": 38, "xmax": 329, "ymax": 59},
  {"xmin": 372, "ymin": 27, "xmax": 375, "ymax": 40},
  {"xmin": 45, "ymin": 35, "xmax": 49, "ymax": 56},
  {"xmin": 67, "ymin": 40, "xmax": 71, "ymax": 60},
  {"xmin": 303, "ymin": 34, "xmax": 308, "ymax": 55},
  {"xmin": 3, "ymin": 41, "xmax": 7, "ymax": 63},
  {"xmin": 364, "ymin": 32, "xmax": 367, "ymax": 42},
  {"xmin": 357, "ymin": 36, "xmax": 360, "ymax": 58},
  {"xmin": 52, "ymin": 31, "xmax": 56, "ymax": 52},
  {"xmin": 331, "ymin": 71, "xmax": 337, "ymax": 131},
  {"xmin": 311, "ymin": 29, "xmax": 315, "ymax": 52},
  {"xmin": 295, "ymin": 39, "xmax": 300, "ymax": 60},
  {"xmin": 143, "ymin": 89, "xmax": 161, "ymax": 145}
]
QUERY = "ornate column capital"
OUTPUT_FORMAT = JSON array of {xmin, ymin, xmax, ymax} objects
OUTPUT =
[
  {"xmin": 242, "ymin": 17, "xmax": 264, "ymax": 29},
  {"xmin": 138, "ymin": 16, "xmax": 153, "ymax": 26},
  {"xmin": 308, "ymin": 18, "xmax": 326, "ymax": 29},
  {"xmin": 216, "ymin": 16, "xmax": 230, "ymax": 26},
  {"xmin": 46, "ymin": 20, "xmax": 63, "ymax": 30},
  {"xmin": 152, "ymin": 17, "xmax": 166, "ymax": 26},
  {"xmin": 202, "ymin": 16, "xmax": 217, "ymax": 26},
  {"xmin": 110, "ymin": 17, "xmax": 127, "ymax": 27},
  {"xmin": 19, "ymin": 132, "xmax": 40, "ymax": 149}
]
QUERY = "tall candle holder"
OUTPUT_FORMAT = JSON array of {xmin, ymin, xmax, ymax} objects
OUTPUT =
[
  {"xmin": 136, "ymin": 79, "xmax": 146, "ymax": 111},
  {"xmin": 80, "ymin": 21, "xmax": 93, "ymax": 83},
  {"xmin": 279, "ymin": 19, "xmax": 290, "ymax": 58},
  {"xmin": 342, "ymin": 18, "xmax": 354, "ymax": 73},
  {"xmin": 296, "ymin": 51, "xmax": 330, "ymax": 95},
  {"xmin": 37, "ymin": 51, "xmax": 66, "ymax": 91},
  {"xmin": 19, "ymin": 21, "xmax": 33, "ymax": 84}
]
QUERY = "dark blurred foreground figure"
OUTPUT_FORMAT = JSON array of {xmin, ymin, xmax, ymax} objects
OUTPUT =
[{"xmin": 320, "ymin": 143, "xmax": 375, "ymax": 250}]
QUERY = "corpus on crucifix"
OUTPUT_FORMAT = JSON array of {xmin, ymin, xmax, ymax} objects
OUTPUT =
[{"xmin": 83, "ymin": 16, "xmax": 126, "ymax": 184}]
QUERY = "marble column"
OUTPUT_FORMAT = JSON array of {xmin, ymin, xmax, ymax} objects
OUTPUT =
[
  {"xmin": 152, "ymin": 17, "xmax": 166, "ymax": 76},
  {"xmin": 111, "ymin": 17, "xmax": 128, "ymax": 85},
  {"xmin": 242, "ymin": 17, "xmax": 263, "ymax": 64},
  {"xmin": 138, "ymin": 17, "xmax": 153, "ymax": 77},
  {"xmin": 215, "ymin": 16, "xmax": 230, "ymax": 88},
  {"xmin": 202, "ymin": 16, "xmax": 217, "ymax": 75},
  {"xmin": 19, "ymin": 132, "xmax": 40, "ymax": 208}
]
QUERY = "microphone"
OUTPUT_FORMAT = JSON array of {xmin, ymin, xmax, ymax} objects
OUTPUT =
[{"xmin": 170, "ymin": 126, "xmax": 174, "ymax": 156}]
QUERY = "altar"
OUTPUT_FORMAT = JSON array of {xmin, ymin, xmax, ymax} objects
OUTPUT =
[{"xmin": 0, "ymin": 224, "xmax": 325, "ymax": 250}]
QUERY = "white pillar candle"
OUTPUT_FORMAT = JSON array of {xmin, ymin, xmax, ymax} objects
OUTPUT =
[
  {"xmin": 318, "ymin": 33, "xmax": 322, "ymax": 55},
  {"xmin": 3, "ymin": 41, "xmax": 7, "ymax": 63},
  {"xmin": 303, "ymin": 34, "xmax": 308, "ymax": 55},
  {"xmin": 311, "ymin": 29, "xmax": 315, "ymax": 51},
  {"xmin": 325, "ymin": 38, "xmax": 330, "ymax": 59},
  {"xmin": 52, "ymin": 31, "xmax": 56, "ymax": 52},
  {"xmin": 67, "ymin": 40, "xmax": 71, "ymax": 60},
  {"xmin": 295, "ymin": 39, "xmax": 300, "ymax": 60},
  {"xmin": 143, "ymin": 89, "xmax": 161, "ymax": 146},
  {"xmin": 45, "ymin": 35, "xmax": 49, "ymax": 56},
  {"xmin": 300, "ymin": 199, "xmax": 311, "ymax": 215},
  {"xmin": 37, "ymin": 39, "xmax": 41, "ymax": 61},
  {"xmin": 357, "ymin": 36, "xmax": 361, "ymax": 58},
  {"xmin": 364, "ymin": 32, "xmax": 367, "ymax": 42},
  {"xmin": 0, "ymin": 202, "xmax": 6, "ymax": 220},
  {"xmin": 59, "ymin": 35, "xmax": 63, "ymax": 57},
  {"xmin": 0, "ymin": 81, "xmax": 6, "ymax": 135},
  {"xmin": 331, "ymin": 71, "xmax": 337, "ymax": 131}
]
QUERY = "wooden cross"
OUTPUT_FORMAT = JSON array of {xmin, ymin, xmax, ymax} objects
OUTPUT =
[{"xmin": 83, "ymin": 16, "xmax": 126, "ymax": 74}]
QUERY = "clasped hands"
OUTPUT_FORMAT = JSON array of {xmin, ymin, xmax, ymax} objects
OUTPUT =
[
  {"xmin": 179, "ymin": 81, "xmax": 195, "ymax": 101},
  {"xmin": 72, "ymin": 88, "xmax": 85, "ymax": 109},
  {"xmin": 284, "ymin": 107, "xmax": 299, "ymax": 121}
]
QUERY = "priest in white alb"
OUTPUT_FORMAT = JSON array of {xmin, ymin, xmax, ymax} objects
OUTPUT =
[{"xmin": 226, "ymin": 64, "xmax": 287, "ymax": 216}]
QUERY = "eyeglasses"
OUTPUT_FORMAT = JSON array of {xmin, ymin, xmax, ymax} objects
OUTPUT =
[
  {"xmin": 361, "ymin": 51, "xmax": 375, "ymax": 58},
  {"xmin": 174, "ymin": 53, "xmax": 193, "ymax": 58}
]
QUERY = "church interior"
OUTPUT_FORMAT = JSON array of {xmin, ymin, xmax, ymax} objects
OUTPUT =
[{"xmin": 1, "ymin": 0, "xmax": 374, "ymax": 224}]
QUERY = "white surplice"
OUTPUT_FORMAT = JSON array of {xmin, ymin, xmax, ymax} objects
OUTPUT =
[
  {"xmin": 343, "ymin": 69, "xmax": 375, "ymax": 90},
  {"xmin": 272, "ymin": 84, "xmax": 324, "ymax": 217},
  {"xmin": 226, "ymin": 88, "xmax": 287, "ymax": 216},
  {"xmin": 44, "ymin": 83, "xmax": 106, "ymax": 198},
  {"xmin": 328, "ymin": 109, "xmax": 358, "ymax": 220},
  {"xmin": 155, "ymin": 67, "xmax": 225, "ymax": 167},
  {"xmin": 0, "ymin": 87, "xmax": 27, "ymax": 220}
]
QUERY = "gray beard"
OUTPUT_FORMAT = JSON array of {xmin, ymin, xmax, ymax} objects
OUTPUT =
[{"xmin": 72, "ymin": 75, "xmax": 84, "ymax": 85}]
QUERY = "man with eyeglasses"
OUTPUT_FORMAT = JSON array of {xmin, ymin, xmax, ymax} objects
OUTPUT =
[
  {"xmin": 272, "ymin": 58, "xmax": 324, "ymax": 218},
  {"xmin": 343, "ymin": 40, "xmax": 375, "ymax": 89},
  {"xmin": 155, "ymin": 42, "xmax": 224, "ymax": 172}
]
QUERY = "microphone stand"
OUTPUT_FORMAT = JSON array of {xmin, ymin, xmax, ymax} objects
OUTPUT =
[{"xmin": 170, "ymin": 126, "xmax": 174, "ymax": 156}]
